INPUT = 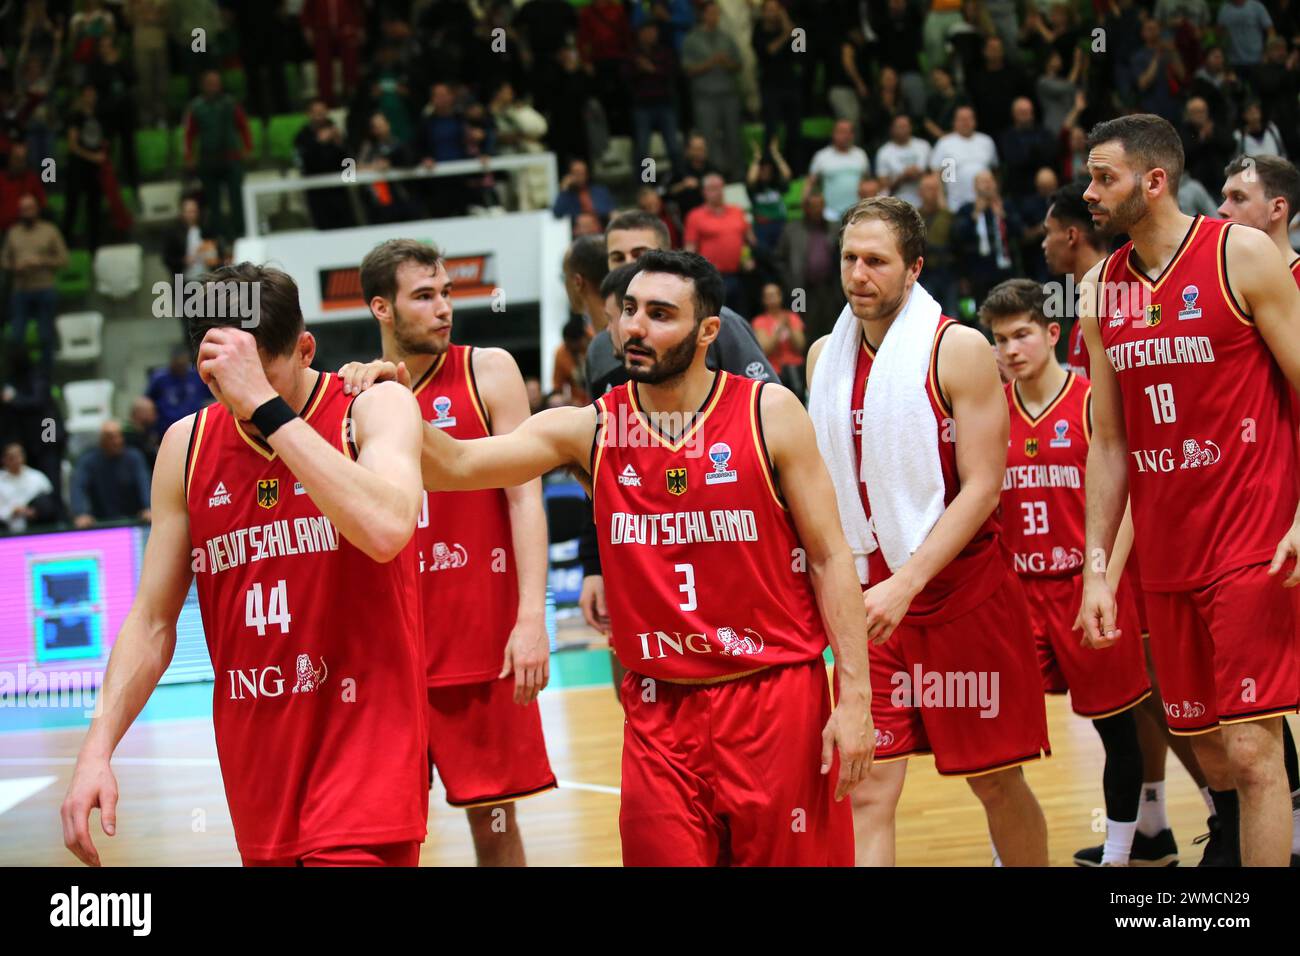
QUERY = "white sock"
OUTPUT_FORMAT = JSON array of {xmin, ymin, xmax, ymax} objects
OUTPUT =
[
  {"xmin": 1136, "ymin": 780, "xmax": 1168, "ymax": 837},
  {"xmin": 1102, "ymin": 819, "xmax": 1138, "ymax": 865},
  {"xmin": 1291, "ymin": 788, "xmax": 1300, "ymax": 856},
  {"xmin": 990, "ymin": 836, "xmax": 1002, "ymax": 867},
  {"xmin": 1200, "ymin": 786, "xmax": 1216, "ymax": 818}
]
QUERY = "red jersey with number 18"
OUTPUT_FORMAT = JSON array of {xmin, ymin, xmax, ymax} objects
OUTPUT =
[
  {"xmin": 1002, "ymin": 373, "xmax": 1090, "ymax": 577},
  {"xmin": 1097, "ymin": 216, "xmax": 1298, "ymax": 590},
  {"xmin": 592, "ymin": 372, "xmax": 827, "ymax": 681},
  {"xmin": 411, "ymin": 345, "xmax": 518, "ymax": 686},
  {"xmin": 184, "ymin": 371, "xmax": 427, "ymax": 860}
]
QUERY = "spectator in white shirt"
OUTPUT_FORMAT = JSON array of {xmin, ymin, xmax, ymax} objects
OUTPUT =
[
  {"xmin": 930, "ymin": 105, "xmax": 999, "ymax": 212},
  {"xmin": 1234, "ymin": 102, "xmax": 1286, "ymax": 157},
  {"xmin": 875, "ymin": 115, "xmax": 932, "ymax": 208},
  {"xmin": 807, "ymin": 119, "xmax": 871, "ymax": 220},
  {"xmin": 0, "ymin": 442, "xmax": 56, "ymax": 533}
]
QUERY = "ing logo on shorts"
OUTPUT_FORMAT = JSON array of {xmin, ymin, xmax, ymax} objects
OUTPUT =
[
  {"xmin": 1163, "ymin": 699, "xmax": 1207, "ymax": 720},
  {"xmin": 874, "ymin": 728, "xmax": 895, "ymax": 749}
]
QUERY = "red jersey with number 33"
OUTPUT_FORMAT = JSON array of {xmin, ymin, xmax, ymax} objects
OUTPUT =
[
  {"xmin": 592, "ymin": 372, "xmax": 827, "ymax": 681},
  {"xmin": 411, "ymin": 345, "xmax": 518, "ymax": 686},
  {"xmin": 1001, "ymin": 372, "xmax": 1090, "ymax": 578},
  {"xmin": 185, "ymin": 371, "xmax": 427, "ymax": 860},
  {"xmin": 1098, "ymin": 216, "xmax": 1298, "ymax": 590}
]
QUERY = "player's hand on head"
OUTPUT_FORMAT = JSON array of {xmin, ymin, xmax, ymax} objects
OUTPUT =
[
  {"xmin": 195, "ymin": 327, "xmax": 277, "ymax": 419},
  {"xmin": 60, "ymin": 756, "xmax": 119, "ymax": 867},
  {"xmin": 1267, "ymin": 523, "xmax": 1300, "ymax": 587},
  {"xmin": 500, "ymin": 619, "xmax": 550, "ymax": 706},
  {"xmin": 337, "ymin": 359, "xmax": 410, "ymax": 396}
]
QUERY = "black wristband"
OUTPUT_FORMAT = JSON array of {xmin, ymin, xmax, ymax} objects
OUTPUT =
[{"xmin": 250, "ymin": 396, "xmax": 296, "ymax": 438}]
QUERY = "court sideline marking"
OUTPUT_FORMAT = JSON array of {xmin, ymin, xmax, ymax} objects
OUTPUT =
[{"xmin": 0, "ymin": 775, "xmax": 57, "ymax": 816}]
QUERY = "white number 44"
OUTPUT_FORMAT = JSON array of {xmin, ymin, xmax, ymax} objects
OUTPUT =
[{"xmin": 246, "ymin": 580, "xmax": 291, "ymax": 635}]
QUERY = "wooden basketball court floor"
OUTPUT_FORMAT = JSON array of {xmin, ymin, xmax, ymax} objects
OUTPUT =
[{"xmin": 3, "ymin": 625, "xmax": 1289, "ymax": 866}]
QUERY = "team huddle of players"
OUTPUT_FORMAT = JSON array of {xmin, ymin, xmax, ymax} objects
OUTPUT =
[{"xmin": 59, "ymin": 113, "xmax": 1300, "ymax": 868}]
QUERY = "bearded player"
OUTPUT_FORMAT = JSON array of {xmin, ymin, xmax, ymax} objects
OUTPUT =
[
  {"xmin": 1080, "ymin": 115, "xmax": 1300, "ymax": 866},
  {"xmin": 807, "ymin": 197, "xmax": 1050, "ymax": 867},
  {"xmin": 1218, "ymin": 153, "xmax": 1300, "ymax": 865},
  {"xmin": 389, "ymin": 249, "xmax": 872, "ymax": 865},
  {"xmin": 1045, "ymin": 180, "xmax": 1207, "ymax": 865},
  {"xmin": 983, "ymin": 278, "xmax": 1152, "ymax": 866},
  {"xmin": 340, "ymin": 239, "xmax": 556, "ymax": 866},
  {"xmin": 61, "ymin": 265, "xmax": 428, "ymax": 866}
]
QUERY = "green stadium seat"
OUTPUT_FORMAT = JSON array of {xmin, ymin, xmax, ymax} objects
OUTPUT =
[
  {"xmin": 800, "ymin": 116, "xmax": 834, "ymax": 142},
  {"xmin": 268, "ymin": 113, "xmax": 307, "ymax": 165},
  {"xmin": 222, "ymin": 69, "xmax": 247, "ymax": 103},
  {"xmin": 56, "ymin": 250, "xmax": 93, "ymax": 300},
  {"xmin": 136, "ymin": 128, "xmax": 170, "ymax": 178},
  {"xmin": 784, "ymin": 177, "xmax": 806, "ymax": 216}
]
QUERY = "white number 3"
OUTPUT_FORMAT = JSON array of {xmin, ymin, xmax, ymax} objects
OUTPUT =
[{"xmin": 674, "ymin": 563, "xmax": 697, "ymax": 612}]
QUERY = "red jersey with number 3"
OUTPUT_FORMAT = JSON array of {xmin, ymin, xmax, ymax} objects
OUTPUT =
[
  {"xmin": 184, "ymin": 371, "xmax": 427, "ymax": 860},
  {"xmin": 1001, "ymin": 373, "xmax": 1090, "ymax": 578},
  {"xmin": 411, "ymin": 345, "xmax": 518, "ymax": 686},
  {"xmin": 851, "ymin": 320, "xmax": 1007, "ymax": 623},
  {"xmin": 1098, "ymin": 216, "xmax": 1298, "ymax": 590},
  {"xmin": 592, "ymin": 372, "xmax": 827, "ymax": 681}
]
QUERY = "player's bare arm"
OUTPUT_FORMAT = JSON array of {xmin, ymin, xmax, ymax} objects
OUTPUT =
[
  {"xmin": 422, "ymin": 402, "xmax": 597, "ymax": 493},
  {"xmin": 1223, "ymin": 225, "xmax": 1300, "ymax": 585},
  {"xmin": 474, "ymin": 346, "xmax": 551, "ymax": 704},
  {"xmin": 61, "ymin": 416, "xmax": 198, "ymax": 866},
  {"xmin": 198, "ymin": 328, "xmax": 424, "ymax": 562},
  {"xmin": 759, "ymin": 383, "xmax": 874, "ymax": 799},
  {"xmin": 1079, "ymin": 259, "xmax": 1129, "ymax": 644},
  {"xmin": 865, "ymin": 324, "xmax": 1008, "ymax": 643},
  {"xmin": 805, "ymin": 334, "xmax": 829, "ymax": 388}
]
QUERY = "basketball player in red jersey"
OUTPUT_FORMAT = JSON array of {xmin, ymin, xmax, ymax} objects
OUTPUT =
[
  {"xmin": 1218, "ymin": 154, "xmax": 1300, "ymax": 865},
  {"xmin": 342, "ymin": 239, "xmax": 556, "ymax": 866},
  {"xmin": 1045, "ymin": 180, "xmax": 1208, "ymax": 865},
  {"xmin": 1080, "ymin": 115, "xmax": 1300, "ymax": 866},
  {"xmin": 401, "ymin": 249, "xmax": 873, "ymax": 865},
  {"xmin": 806, "ymin": 197, "xmax": 1050, "ymax": 867},
  {"xmin": 983, "ymin": 278, "xmax": 1152, "ymax": 866},
  {"xmin": 61, "ymin": 265, "xmax": 428, "ymax": 866}
]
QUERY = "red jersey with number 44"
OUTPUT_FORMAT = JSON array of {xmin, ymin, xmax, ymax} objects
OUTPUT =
[
  {"xmin": 851, "ymin": 320, "xmax": 1007, "ymax": 624},
  {"xmin": 1098, "ymin": 216, "xmax": 1298, "ymax": 591},
  {"xmin": 412, "ymin": 345, "xmax": 518, "ymax": 686},
  {"xmin": 184, "ymin": 371, "xmax": 427, "ymax": 860},
  {"xmin": 592, "ymin": 372, "xmax": 827, "ymax": 681},
  {"xmin": 1002, "ymin": 372, "xmax": 1090, "ymax": 577}
]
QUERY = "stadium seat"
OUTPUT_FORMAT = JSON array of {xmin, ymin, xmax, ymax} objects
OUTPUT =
[
  {"xmin": 55, "ymin": 312, "xmax": 105, "ymax": 364},
  {"xmin": 268, "ymin": 114, "xmax": 307, "ymax": 166},
  {"xmin": 723, "ymin": 182, "xmax": 751, "ymax": 212},
  {"xmin": 93, "ymin": 244, "xmax": 144, "ymax": 299},
  {"xmin": 63, "ymin": 379, "xmax": 116, "ymax": 438},
  {"xmin": 136, "ymin": 128, "xmax": 170, "ymax": 179},
  {"xmin": 784, "ymin": 177, "xmax": 806, "ymax": 216},
  {"xmin": 222, "ymin": 69, "xmax": 247, "ymax": 103},
  {"xmin": 56, "ymin": 250, "xmax": 93, "ymax": 300},
  {"xmin": 800, "ymin": 116, "xmax": 834, "ymax": 142},
  {"xmin": 138, "ymin": 180, "xmax": 184, "ymax": 224}
]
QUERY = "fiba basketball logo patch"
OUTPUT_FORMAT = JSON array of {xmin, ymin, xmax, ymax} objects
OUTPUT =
[
  {"xmin": 1049, "ymin": 420, "xmax": 1071, "ymax": 448},
  {"xmin": 256, "ymin": 479, "xmax": 279, "ymax": 509},
  {"xmin": 291, "ymin": 654, "xmax": 328, "ymax": 693},
  {"xmin": 704, "ymin": 442, "xmax": 738, "ymax": 485},
  {"xmin": 429, "ymin": 395, "xmax": 458, "ymax": 428},
  {"xmin": 1178, "ymin": 285, "xmax": 1202, "ymax": 320}
]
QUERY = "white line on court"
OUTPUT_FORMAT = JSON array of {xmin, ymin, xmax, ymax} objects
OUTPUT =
[
  {"xmin": 556, "ymin": 779, "xmax": 620, "ymax": 795},
  {"xmin": 0, "ymin": 775, "xmax": 57, "ymax": 815}
]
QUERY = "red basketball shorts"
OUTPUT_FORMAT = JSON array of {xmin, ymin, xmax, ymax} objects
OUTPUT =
[
  {"xmin": 619, "ymin": 658, "xmax": 853, "ymax": 866},
  {"xmin": 242, "ymin": 841, "xmax": 421, "ymax": 867},
  {"xmin": 1144, "ymin": 562, "xmax": 1300, "ymax": 734},
  {"xmin": 1022, "ymin": 573, "xmax": 1151, "ymax": 718},
  {"xmin": 869, "ymin": 568, "xmax": 1051, "ymax": 776},
  {"xmin": 427, "ymin": 677, "xmax": 557, "ymax": 807}
]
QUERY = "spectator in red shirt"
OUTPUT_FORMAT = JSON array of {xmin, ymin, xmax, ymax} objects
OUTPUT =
[
  {"xmin": 0, "ymin": 144, "xmax": 46, "ymax": 231},
  {"xmin": 751, "ymin": 281, "xmax": 807, "ymax": 398},
  {"xmin": 578, "ymin": 0, "xmax": 632, "ymax": 135},
  {"xmin": 683, "ymin": 172, "xmax": 754, "ymax": 309},
  {"xmin": 301, "ymin": 0, "xmax": 365, "ymax": 108}
]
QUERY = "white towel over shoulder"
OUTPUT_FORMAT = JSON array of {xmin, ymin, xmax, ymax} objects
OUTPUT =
[{"xmin": 808, "ymin": 281, "xmax": 947, "ymax": 583}]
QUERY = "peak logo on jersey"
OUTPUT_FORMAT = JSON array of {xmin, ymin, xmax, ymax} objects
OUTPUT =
[
  {"xmin": 209, "ymin": 481, "xmax": 231, "ymax": 508},
  {"xmin": 704, "ymin": 442, "xmax": 738, "ymax": 485},
  {"xmin": 1049, "ymin": 420, "xmax": 1071, "ymax": 448},
  {"xmin": 291, "ymin": 654, "xmax": 327, "ymax": 693},
  {"xmin": 666, "ymin": 468, "xmax": 688, "ymax": 496},
  {"xmin": 421, "ymin": 541, "xmax": 468, "ymax": 572},
  {"xmin": 1164, "ymin": 699, "xmax": 1207, "ymax": 720},
  {"xmin": 1178, "ymin": 285, "xmax": 1202, "ymax": 320},
  {"xmin": 1024, "ymin": 437, "xmax": 1039, "ymax": 458},
  {"xmin": 1109, "ymin": 310, "xmax": 1127, "ymax": 328},
  {"xmin": 429, "ymin": 395, "xmax": 458, "ymax": 428},
  {"xmin": 256, "ymin": 479, "xmax": 280, "ymax": 509},
  {"xmin": 717, "ymin": 626, "xmax": 764, "ymax": 656},
  {"xmin": 619, "ymin": 464, "xmax": 642, "ymax": 487}
]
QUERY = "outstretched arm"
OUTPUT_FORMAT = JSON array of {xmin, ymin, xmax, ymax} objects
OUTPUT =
[
  {"xmin": 62, "ymin": 417, "xmax": 198, "ymax": 865},
  {"xmin": 760, "ymin": 384, "xmax": 873, "ymax": 799}
]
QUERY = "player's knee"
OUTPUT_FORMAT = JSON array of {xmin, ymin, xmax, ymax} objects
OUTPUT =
[
  {"xmin": 966, "ymin": 767, "xmax": 1022, "ymax": 806},
  {"xmin": 1223, "ymin": 729, "xmax": 1283, "ymax": 788},
  {"xmin": 466, "ymin": 803, "xmax": 515, "ymax": 834},
  {"xmin": 849, "ymin": 765, "xmax": 905, "ymax": 814}
]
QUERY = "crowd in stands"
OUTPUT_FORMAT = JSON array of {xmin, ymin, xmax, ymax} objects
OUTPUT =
[{"xmin": 3, "ymin": 0, "xmax": 1300, "ymax": 534}]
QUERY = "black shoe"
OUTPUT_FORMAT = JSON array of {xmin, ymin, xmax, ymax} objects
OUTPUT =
[
  {"xmin": 1193, "ymin": 815, "xmax": 1241, "ymax": 867},
  {"xmin": 1073, "ymin": 828, "xmax": 1179, "ymax": 867}
]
